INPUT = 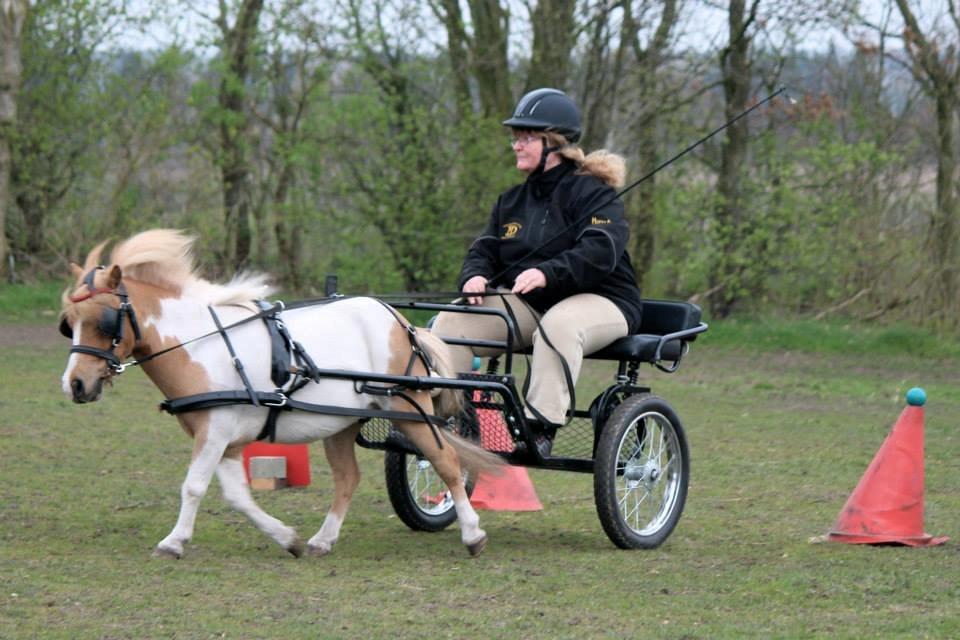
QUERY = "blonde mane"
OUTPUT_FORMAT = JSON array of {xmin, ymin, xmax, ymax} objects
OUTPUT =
[{"xmin": 98, "ymin": 229, "xmax": 274, "ymax": 305}]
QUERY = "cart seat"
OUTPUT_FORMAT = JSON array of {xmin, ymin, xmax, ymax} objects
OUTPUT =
[{"xmin": 587, "ymin": 299, "xmax": 704, "ymax": 363}]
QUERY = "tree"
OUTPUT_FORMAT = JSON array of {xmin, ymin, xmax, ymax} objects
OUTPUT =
[
  {"xmin": 333, "ymin": 0, "xmax": 513, "ymax": 292},
  {"xmin": 709, "ymin": 0, "xmax": 760, "ymax": 318},
  {"xmin": 892, "ymin": 0, "xmax": 960, "ymax": 327},
  {"xmin": 618, "ymin": 0, "xmax": 683, "ymax": 286},
  {"xmin": 212, "ymin": 0, "xmax": 265, "ymax": 272},
  {"xmin": 10, "ymin": 0, "xmax": 129, "ymax": 269},
  {"xmin": 0, "ymin": 0, "xmax": 27, "ymax": 280},
  {"xmin": 249, "ymin": 0, "xmax": 333, "ymax": 291},
  {"xmin": 526, "ymin": 0, "xmax": 577, "ymax": 91},
  {"xmin": 430, "ymin": 0, "xmax": 513, "ymax": 118}
]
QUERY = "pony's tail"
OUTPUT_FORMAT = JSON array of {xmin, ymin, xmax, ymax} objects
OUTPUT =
[
  {"xmin": 414, "ymin": 328, "xmax": 464, "ymax": 418},
  {"xmin": 442, "ymin": 430, "xmax": 505, "ymax": 475},
  {"xmin": 415, "ymin": 329, "xmax": 504, "ymax": 475}
]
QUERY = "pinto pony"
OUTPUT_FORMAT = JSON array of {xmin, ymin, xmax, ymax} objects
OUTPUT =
[{"xmin": 59, "ymin": 229, "xmax": 495, "ymax": 558}]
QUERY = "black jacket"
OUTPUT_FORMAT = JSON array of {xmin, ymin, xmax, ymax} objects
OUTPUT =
[{"xmin": 458, "ymin": 161, "xmax": 643, "ymax": 333}]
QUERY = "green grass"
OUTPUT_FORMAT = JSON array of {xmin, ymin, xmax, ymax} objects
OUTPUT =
[
  {"xmin": 0, "ymin": 281, "xmax": 65, "ymax": 322},
  {"xmin": 704, "ymin": 315, "xmax": 960, "ymax": 359},
  {"xmin": 2, "ymin": 321, "xmax": 959, "ymax": 639}
]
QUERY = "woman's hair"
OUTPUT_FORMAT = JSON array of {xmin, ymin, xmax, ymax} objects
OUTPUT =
[{"xmin": 544, "ymin": 132, "xmax": 626, "ymax": 188}]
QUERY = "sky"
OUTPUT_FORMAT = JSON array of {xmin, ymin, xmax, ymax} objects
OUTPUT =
[{"xmin": 112, "ymin": 0, "xmax": 954, "ymax": 57}]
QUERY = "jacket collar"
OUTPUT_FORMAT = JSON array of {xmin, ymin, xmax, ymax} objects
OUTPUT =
[{"xmin": 526, "ymin": 160, "xmax": 575, "ymax": 199}]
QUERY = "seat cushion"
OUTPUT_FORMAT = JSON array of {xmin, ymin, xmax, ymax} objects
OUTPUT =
[{"xmin": 587, "ymin": 334, "xmax": 685, "ymax": 362}]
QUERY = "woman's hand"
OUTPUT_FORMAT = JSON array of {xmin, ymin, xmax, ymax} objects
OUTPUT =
[
  {"xmin": 462, "ymin": 275, "xmax": 489, "ymax": 305},
  {"xmin": 511, "ymin": 268, "xmax": 546, "ymax": 295}
]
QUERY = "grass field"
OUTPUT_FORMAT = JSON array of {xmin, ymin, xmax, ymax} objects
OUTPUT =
[{"xmin": 1, "ymin": 300, "xmax": 959, "ymax": 638}]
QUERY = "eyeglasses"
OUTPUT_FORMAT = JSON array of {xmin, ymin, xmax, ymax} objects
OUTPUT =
[{"xmin": 510, "ymin": 133, "xmax": 541, "ymax": 147}]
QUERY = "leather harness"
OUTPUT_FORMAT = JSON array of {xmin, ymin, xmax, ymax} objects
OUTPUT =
[{"xmin": 63, "ymin": 268, "xmax": 449, "ymax": 446}]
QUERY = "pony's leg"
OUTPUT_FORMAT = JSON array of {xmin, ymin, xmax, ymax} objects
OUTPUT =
[
  {"xmin": 307, "ymin": 423, "xmax": 362, "ymax": 556},
  {"xmin": 154, "ymin": 430, "xmax": 228, "ymax": 559},
  {"xmin": 394, "ymin": 412, "xmax": 487, "ymax": 556},
  {"xmin": 215, "ymin": 448, "xmax": 303, "ymax": 557}
]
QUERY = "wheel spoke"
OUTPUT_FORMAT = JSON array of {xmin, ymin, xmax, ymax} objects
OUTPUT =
[
  {"xmin": 611, "ymin": 410, "xmax": 684, "ymax": 536},
  {"xmin": 408, "ymin": 458, "xmax": 451, "ymax": 513}
]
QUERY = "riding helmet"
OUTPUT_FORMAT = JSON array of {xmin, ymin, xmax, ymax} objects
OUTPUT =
[{"xmin": 502, "ymin": 88, "xmax": 582, "ymax": 143}]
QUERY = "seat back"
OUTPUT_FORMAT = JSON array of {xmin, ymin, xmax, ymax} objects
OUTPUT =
[{"xmin": 637, "ymin": 299, "xmax": 703, "ymax": 338}]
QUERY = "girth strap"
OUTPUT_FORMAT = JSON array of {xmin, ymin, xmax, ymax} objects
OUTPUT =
[
  {"xmin": 256, "ymin": 300, "xmax": 293, "ymax": 388},
  {"xmin": 254, "ymin": 300, "xmax": 321, "ymax": 384}
]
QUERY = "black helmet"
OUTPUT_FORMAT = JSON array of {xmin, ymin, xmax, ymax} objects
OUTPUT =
[{"xmin": 502, "ymin": 88, "xmax": 581, "ymax": 143}]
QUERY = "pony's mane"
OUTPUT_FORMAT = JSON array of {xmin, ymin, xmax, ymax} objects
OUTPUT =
[
  {"xmin": 97, "ymin": 229, "xmax": 274, "ymax": 305},
  {"xmin": 109, "ymin": 229, "xmax": 198, "ymax": 288}
]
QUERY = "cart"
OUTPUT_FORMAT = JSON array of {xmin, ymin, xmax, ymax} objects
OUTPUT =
[{"xmin": 357, "ymin": 298, "xmax": 707, "ymax": 549}]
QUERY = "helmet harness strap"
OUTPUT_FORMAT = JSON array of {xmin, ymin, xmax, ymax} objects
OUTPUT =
[{"xmin": 533, "ymin": 134, "xmax": 566, "ymax": 175}]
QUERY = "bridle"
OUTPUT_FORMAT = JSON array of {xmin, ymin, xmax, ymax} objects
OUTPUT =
[
  {"xmin": 60, "ymin": 267, "xmax": 288, "ymax": 376},
  {"xmin": 60, "ymin": 266, "xmax": 142, "ymax": 374}
]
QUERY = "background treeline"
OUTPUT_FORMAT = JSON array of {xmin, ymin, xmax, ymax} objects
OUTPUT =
[{"xmin": 0, "ymin": 0, "xmax": 958, "ymax": 330}]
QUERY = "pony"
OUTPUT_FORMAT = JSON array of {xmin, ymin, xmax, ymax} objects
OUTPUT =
[{"xmin": 59, "ymin": 229, "xmax": 496, "ymax": 558}]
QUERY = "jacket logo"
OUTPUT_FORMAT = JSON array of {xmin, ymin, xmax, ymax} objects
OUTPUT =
[
  {"xmin": 591, "ymin": 216, "xmax": 611, "ymax": 225},
  {"xmin": 502, "ymin": 222, "xmax": 522, "ymax": 239}
]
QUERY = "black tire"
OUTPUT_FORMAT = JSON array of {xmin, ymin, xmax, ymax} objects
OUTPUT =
[
  {"xmin": 593, "ymin": 394, "xmax": 689, "ymax": 549},
  {"xmin": 384, "ymin": 400, "xmax": 478, "ymax": 532}
]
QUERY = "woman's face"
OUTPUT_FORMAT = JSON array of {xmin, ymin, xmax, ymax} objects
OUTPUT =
[{"xmin": 510, "ymin": 130, "xmax": 544, "ymax": 174}]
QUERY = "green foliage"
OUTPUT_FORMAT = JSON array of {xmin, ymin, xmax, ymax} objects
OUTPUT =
[
  {"xmin": 10, "ymin": 2, "xmax": 204, "ymax": 265},
  {"xmin": 309, "ymin": 62, "xmax": 514, "ymax": 293},
  {"xmin": 651, "ymin": 102, "xmax": 921, "ymax": 322},
  {"xmin": 4, "ymin": 7, "xmax": 955, "ymax": 332}
]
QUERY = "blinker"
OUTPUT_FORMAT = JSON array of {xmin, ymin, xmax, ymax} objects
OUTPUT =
[
  {"xmin": 59, "ymin": 316, "xmax": 72, "ymax": 339},
  {"xmin": 58, "ymin": 307, "xmax": 123, "ymax": 340}
]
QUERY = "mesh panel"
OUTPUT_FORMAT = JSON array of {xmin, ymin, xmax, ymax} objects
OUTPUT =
[
  {"xmin": 355, "ymin": 371, "xmax": 600, "ymax": 463},
  {"xmin": 357, "ymin": 397, "xmax": 598, "ymax": 463},
  {"xmin": 551, "ymin": 414, "xmax": 596, "ymax": 460}
]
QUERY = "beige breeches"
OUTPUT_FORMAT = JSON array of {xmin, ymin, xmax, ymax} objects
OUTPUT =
[{"xmin": 431, "ymin": 292, "xmax": 628, "ymax": 425}]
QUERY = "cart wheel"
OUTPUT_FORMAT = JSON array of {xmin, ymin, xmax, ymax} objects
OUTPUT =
[
  {"xmin": 593, "ymin": 394, "xmax": 689, "ymax": 549},
  {"xmin": 384, "ymin": 400, "xmax": 478, "ymax": 532}
]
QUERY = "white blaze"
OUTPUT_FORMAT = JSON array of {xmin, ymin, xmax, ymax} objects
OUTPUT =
[{"xmin": 61, "ymin": 319, "xmax": 83, "ymax": 395}]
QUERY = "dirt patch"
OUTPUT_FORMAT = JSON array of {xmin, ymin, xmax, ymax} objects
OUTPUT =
[{"xmin": 0, "ymin": 323, "xmax": 63, "ymax": 348}]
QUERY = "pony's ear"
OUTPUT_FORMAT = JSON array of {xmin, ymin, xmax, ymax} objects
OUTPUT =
[
  {"xmin": 69, "ymin": 262, "xmax": 84, "ymax": 278},
  {"xmin": 106, "ymin": 265, "xmax": 123, "ymax": 289}
]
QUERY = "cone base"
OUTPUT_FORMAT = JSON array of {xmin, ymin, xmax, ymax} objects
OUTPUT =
[{"xmin": 827, "ymin": 531, "xmax": 948, "ymax": 547}]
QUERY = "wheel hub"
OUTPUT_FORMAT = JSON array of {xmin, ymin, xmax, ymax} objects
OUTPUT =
[{"xmin": 623, "ymin": 460, "xmax": 661, "ymax": 489}]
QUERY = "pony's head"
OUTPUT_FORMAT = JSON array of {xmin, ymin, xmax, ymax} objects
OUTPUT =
[
  {"xmin": 59, "ymin": 262, "xmax": 138, "ymax": 402},
  {"xmin": 59, "ymin": 230, "xmax": 197, "ymax": 403}
]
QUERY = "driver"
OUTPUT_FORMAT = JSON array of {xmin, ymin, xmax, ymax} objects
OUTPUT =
[{"xmin": 431, "ymin": 88, "xmax": 643, "ymax": 445}]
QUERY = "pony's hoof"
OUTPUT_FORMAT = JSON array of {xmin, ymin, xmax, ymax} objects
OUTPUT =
[
  {"xmin": 466, "ymin": 535, "xmax": 488, "ymax": 557},
  {"xmin": 307, "ymin": 542, "xmax": 332, "ymax": 557},
  {"xmin": 287, "ymin": 538, "xmax": 304, "ymax": 558},
  {"xmin": 152, "ymin": 545, "xmax": 182, "ymax": 560}
]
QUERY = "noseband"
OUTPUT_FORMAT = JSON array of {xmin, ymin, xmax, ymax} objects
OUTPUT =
[{"xmin": 61, "ymin": 266, "xmax": 142, "ymax": 374}]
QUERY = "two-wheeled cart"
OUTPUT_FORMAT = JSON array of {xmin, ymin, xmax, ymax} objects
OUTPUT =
[{"xmin": 357, "ymin": 298, "xmax": 707, "ymax": 549}]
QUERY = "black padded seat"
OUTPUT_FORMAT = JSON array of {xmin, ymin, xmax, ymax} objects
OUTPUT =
[
  {"xmin": 587, "ymin": 334, "xmax": 684, "ymax": 362},
  {"xmin": 586, "ymin": 299, "xmax": 703, "ymax": 363}
]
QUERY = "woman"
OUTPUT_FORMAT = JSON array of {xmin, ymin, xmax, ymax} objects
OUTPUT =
[{"xmin": 432, "ymin": 88, "xmax": 643, "ymax": 439}]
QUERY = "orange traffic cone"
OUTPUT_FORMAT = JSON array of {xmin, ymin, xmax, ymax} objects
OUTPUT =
[
  {"xmin": 828, "ymin": 387, "xmax": 947, "ymax": 546},
  {"xmin": 242, "ymin": 442, "xmax": 312, "ymax": 487},
  {"xmin": 471, "ymin": 466, "xmax": 543, "ymax": 511},
  {"xmin": 469, "ymin": 380, "xmax": 542, "ymax": 511}
]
